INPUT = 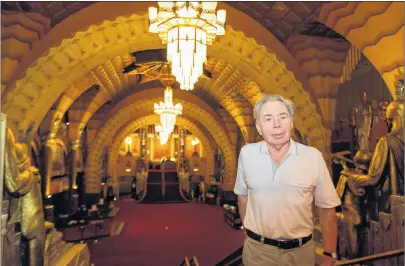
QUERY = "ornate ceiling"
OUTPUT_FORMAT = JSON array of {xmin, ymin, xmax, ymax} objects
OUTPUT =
[
  {"xmin": 2, "ymin": 1, "xmax": 402, "ymax": 191},
  {"xmin": 1, "ymin": 1, "xmax": 344, "ymax": 43},
  {"xmin": 0, "ymin": 1, "xmax": 347, "ymax": 118}
]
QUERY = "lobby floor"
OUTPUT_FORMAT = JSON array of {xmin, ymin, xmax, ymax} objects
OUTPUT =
[{"xmin": 88, "ymin": 197, "xmax": 244, "ymax": 266}]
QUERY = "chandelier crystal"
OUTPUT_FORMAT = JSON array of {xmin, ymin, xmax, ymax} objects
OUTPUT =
[
  {"xmin": 155, "ymin": 124, "xmax": 170, "ymax": 145},
  {"xmin": 149, "ymin": 2, "xmax": 226, "ymax": 91},
  {"xmin": 154, "ymin": 86, "xmax": 182, "ymax": 141}
]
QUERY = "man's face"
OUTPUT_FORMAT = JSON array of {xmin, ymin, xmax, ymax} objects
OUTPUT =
[{"xmin": 255, "ymin": 101, "xmax": 293, "ymax": 147}]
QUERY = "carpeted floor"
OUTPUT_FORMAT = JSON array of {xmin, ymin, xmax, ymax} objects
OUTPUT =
[{"xmin": 88, "ymin": 197, "xmax": 245, "ymax": 266}]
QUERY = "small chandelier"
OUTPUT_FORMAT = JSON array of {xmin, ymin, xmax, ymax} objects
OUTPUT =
[
  {"xmin": 154, "ymin": 86, "xmax": 182, "ymax": 138},
  {"xmin": 149, "ymin": 2, "xmax": 226, "ymax": 91}
]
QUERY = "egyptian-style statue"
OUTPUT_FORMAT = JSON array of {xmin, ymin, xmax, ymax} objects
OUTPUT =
[
  {"xmin": 344, "ymin": 95, "xmax": 404, "ymax": 218},
  {"xmin": 136, "ymin": 160, "xmax": 148, "ymax": 196},
  {"xmin": 178, "ymin": 165, "xmax": 190, "ymax": 196},
  {"xmin": 353, "ymin": 91, "xmax": 373, "ymax": 163},
  {"xmin": 4, "ymin": 128, "xmax": 46, "ymax": 266},
  {"xmin": 335, "ymin": 154, "xmax": 367, "ymax": 259},
  {"xmin": 335, "ymin": 92, "xmax": 375, "ymax": 258}
]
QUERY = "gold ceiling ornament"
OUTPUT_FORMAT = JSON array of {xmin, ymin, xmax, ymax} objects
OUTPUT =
[
  {"xmin": 154, "ymin": 86, "xmax": 183, "ymax": 143},
  {"xmin": 149, "ymin": 1, "xmax": 226, "ymax": 91},
  {"xmin": 126, "ymin": 61, "xmax": 177, "ymax": 87}
]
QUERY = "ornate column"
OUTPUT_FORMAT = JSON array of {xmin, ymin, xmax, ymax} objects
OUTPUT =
[
  {"xmin": 140, "ymin": 128, "xmax": 147, "ymax": 160},
  {"xmin": 170, "ymin": 137, "xmax": 175, "ymax": 161},
  {"xmin": 69, "ymin": 138, "xmax": 83, "ymax": 213},
  {"xmin": 179, "ymin": 128, "xmax": 186, "ymax": 165}
]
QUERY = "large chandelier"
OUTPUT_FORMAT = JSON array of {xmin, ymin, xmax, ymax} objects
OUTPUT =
[
  {"xmin": 149, "ymin": 2, "xmax": 226, "ymax": 91},
  {"xmin": 154, "ymin": 86, "xmax": 182, "ymax": 139},
  {"xmin": 155, "ymin": 124, "xmax": 170, "ymax": 145}
]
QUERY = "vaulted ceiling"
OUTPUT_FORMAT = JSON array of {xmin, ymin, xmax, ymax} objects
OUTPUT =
[
  {"xmin": 2, "ymin": 1, "xmax": 344, "ymax": 42},
  {"xmin": 2, "ymin": 1, "xmax": 403, "ymax": 192},
  {"xmin": 1, "ymin": 1, "xmax": 345, "ymax": 124}
]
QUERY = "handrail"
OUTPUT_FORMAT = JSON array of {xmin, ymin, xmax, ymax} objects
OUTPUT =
[
  {"xmin": 180, "ymin": 256, "xmax": 199, "ymax": 266},
  {"xmin": 214, "ymin": 246, "xmax": 243, "ymax": 266},
  {"xmin": 179, "ymin": 256, "xmax": 190, "ymax": 266},
  {"xmin": 192, "ymin": 256, "xmax": 200, "ymax": 266},
  {"xmin": 336, "ymin": 249, "xmax": 404, "ymax": 265}
]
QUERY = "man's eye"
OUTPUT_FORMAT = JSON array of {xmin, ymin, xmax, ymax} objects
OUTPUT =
[{"xmin": 265, "ymin": 118, "xmax": 271, "ymax": 122}]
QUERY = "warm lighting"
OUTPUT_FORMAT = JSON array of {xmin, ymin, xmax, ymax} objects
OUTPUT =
[
  {"xmin": 126, "ymin": 168, "xmax": 131, "ymax": 172},
  {"xmin": 159, "ymin": 130, "xmax": 170, "ymax": 145},
  {"xmin": 149, "ymin": 2, "xmax": 226, "ymax": 91},
  {"xmin": 154, "ymin": 86, "xmax": 182, "ymax": 137},
  {"xmin": 155, "ymin": 124, "xmax": 171, "ymax": 145},
  {"xmin": 125, "ymin": 137, "xmax": 132, "ymax": 145},
  {"xmin": 191, "ymin": 138, "xmax": 199, "ymax": 146},
  {"xmin": 193, "ymin": 168, "xmax": 199, "ymax": 172}
]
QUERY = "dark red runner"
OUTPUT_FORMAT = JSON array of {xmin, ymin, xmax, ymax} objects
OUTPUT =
[{"xmin": 88, "ymin": 198, "xmax": 245, "ymax": 266}]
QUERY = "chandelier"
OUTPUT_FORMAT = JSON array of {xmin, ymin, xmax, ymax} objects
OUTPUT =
[
  {"xmin": 154, "ymin": 86, "xmax": 182, "ymax": 142},
  {"xmin": 149, "ymin": 2, "xmax": 226, "ymax": 91},
  {"xmin": 155, "ymin": 124, "xmax": 170, "ymax": 145}
]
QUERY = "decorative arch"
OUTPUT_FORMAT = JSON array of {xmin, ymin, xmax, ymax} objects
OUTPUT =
[
  {"xmin": 319, "ymin": 2, "xmax": 404, "ymax": 98},
  {"xmin": 2, "ymin": 10, "xmax": 327, "ymax": 161},
  {"xmin": 85, "ymin": 93, "xmax": 236, "ymax": 193},
  {"xmin": 108, "ymin": 115, "xmax": 215, "ymax": 184}
]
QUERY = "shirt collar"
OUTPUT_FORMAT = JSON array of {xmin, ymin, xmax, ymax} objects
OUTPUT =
[{"xmin": 259, "ymin": 138, "xmax": 298, "ymax": 156}]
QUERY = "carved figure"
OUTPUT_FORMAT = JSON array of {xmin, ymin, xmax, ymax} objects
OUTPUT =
[
  {"xmin": 4, "ymin": 128, "xmax": 46, "ymax": 266},
  {"xmin": 344, "ymin": 98, "xmax": 404, "ymax": 217},
  {"xmin": 335, "ymin": 153, "xmax": 367, "ymax": 259},
  {"xmin": 136, "ymin": 161, "xmax": 148, "ymax": 196},
  {"xmin": 337, "ymin": 86, "xmax": 404, "ymax": 258},
  {"xmin": 178, "ymin": 165, "xmax": 190, "ymax": 195}
]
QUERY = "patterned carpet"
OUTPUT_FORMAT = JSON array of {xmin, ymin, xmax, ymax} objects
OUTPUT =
[{"xmin": 88, "ymin": 197, "xmax": 245, "ymax": 266}]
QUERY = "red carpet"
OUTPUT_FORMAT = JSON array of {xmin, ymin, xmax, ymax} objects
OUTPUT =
[{"xmin": 88, "ymin": 198, "xmax": 245, "ymax": 266}]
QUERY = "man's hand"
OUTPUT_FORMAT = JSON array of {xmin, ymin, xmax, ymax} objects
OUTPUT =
[{"xmin": 321, "ymin": 255, "xmax": 336, "ymax": 266}]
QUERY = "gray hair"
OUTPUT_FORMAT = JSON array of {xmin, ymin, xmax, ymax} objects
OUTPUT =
[{"xmin": 253, "ymin": 94, "xmax": 295, "ymax": 121}]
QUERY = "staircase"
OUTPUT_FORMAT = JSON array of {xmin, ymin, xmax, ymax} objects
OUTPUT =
[{"xmin": 141, "ymin": 170, "xmax": 187, "ymax": 204}]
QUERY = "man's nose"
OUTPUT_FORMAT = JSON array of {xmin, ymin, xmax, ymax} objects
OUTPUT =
[{"xmin": 273, "ymin": 118, "xmax": 281, "ymax": 128}]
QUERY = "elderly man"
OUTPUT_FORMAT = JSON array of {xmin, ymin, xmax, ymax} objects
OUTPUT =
[{"xmin": 234, "ymin": 95, "xmax": 341, "ymax": 266}]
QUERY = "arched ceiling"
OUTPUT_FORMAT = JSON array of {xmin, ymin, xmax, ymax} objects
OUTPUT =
[
  {"xmin": 2, "ymin": 1, "xmax": 400, "ymax": 193},
  {"xmin": 1, "ymin": 8, "xmax": 330, "ymax": 158},
  {"xmin": 1, "ymin": 1, "xmax": 343, "ymax": 43}
]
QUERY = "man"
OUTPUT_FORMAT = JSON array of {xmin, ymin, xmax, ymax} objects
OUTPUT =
[{"xmin": 234, "ymin": 95, "xmax": 341, "ymax": 266}]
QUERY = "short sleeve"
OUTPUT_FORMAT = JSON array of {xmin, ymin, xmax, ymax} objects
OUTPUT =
[
  {"xmin": 233, "ymin": 148, "xmax": 248, "ymax": 196},
  {"xmin": 314, "ymin": 151, "xmax": 342, "ymax": 208}
]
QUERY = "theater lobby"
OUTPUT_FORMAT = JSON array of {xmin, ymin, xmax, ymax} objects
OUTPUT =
[{"xmin": 0, "ymin": 1, "xmax": 404, "ymax": 266}]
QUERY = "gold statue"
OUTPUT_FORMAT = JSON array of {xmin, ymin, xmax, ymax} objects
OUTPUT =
[
  {"xmin": 337, "ymin": 83, "xmax": 404, "ymax": 258},
  {"xmin": 178, "ymin": 165, "xmax": 190, "ymax": 196},
  {"xmin": 344, "ymin": 97, "xmax": 404, "ymax": 216},
  {"xmin": 334, "ymin": 151, "xmax": 366, "ymax": 259},
  {"xmin": 4, "ymin": 128, "xmax": 46, "ymax": 266},
  {"xmin": 136, "ymin": 160, "xmax": 148, "ymax": 197}
]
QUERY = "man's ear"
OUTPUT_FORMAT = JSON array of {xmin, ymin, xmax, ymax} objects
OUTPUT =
[{"xmin": 255, "ymin": 121, "xmax": 262, "ymax": 136}]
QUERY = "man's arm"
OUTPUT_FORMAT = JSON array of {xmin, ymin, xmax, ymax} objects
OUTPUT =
[
  {"xmin": 319, "ymin": 207, "xmax": 338, "ymax": 253},
  {"xmin": 237, "ymin": 195, "xmax": 248, "ymax": 225}
]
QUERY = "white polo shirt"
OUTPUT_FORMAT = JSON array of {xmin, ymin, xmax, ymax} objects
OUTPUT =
[{"xmin": 234, "ymin": 139, "xmax": 341, "ymax": 240}]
